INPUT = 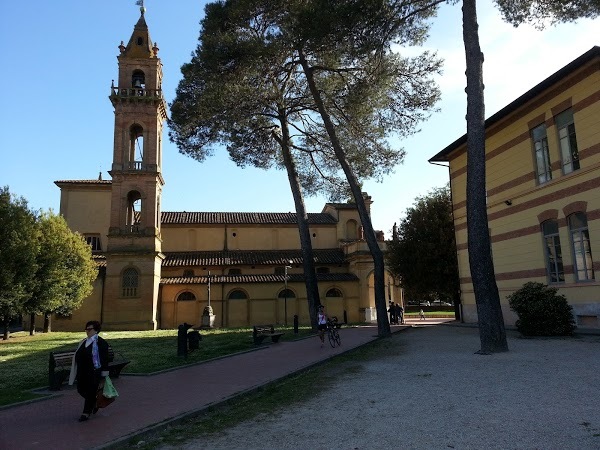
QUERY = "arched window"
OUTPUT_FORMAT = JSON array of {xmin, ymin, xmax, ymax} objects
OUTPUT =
[
  {"xmin": 228, "ymin": 289, "xmax": 248, "ymax": 300},
  {"xmin": 129, "ymin": 124, "xmax": 144, "ymax": 169},
  {"xmin": 126, "ymin": 190, "xmax": 142, "ymax": 231},
  {"xmin": 122, "ymin": 268, "xmax": 139, "ymax": 297},
  {"xmin": 177, "ymin": 291, "xmax": 196, "ymax": 302},
  {"xmin": 278, "ymin": 289, "xmax": 295, "ymax": 299},
  {"xmin": 542, "ymin": 220, "xmax": 564, "ymax": 283},
  {"xmin": 568, "ymin": 212, "xmax": 594, "ymax": 281},
  {"xmin": 346, "ymin": 219, "xmax": 358, "ymax": 240},
  {"xmin": 132, "ymin": 70, "xmax": 145, "ymax": 89},
  {"xmin": 326, "ymin": 288, "xmax": 343, "ymax": 297}
]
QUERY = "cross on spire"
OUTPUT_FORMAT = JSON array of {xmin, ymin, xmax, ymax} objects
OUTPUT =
[{"xmin": 135, "ymin": 0, "xmax": 145, "ymax": 14}]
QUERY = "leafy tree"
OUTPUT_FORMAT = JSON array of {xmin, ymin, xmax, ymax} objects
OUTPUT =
[
  {"xmin": 25, "ymin": 212, "xmax": 97, "ymax": 334},
  {"xmin": 282, "ymin": 0, "xmax": 443, "ymax": 336},
  {"xmin": 171, "ymin": 0, "xmax": 443, "ymax": 334},
  {"xmin": 494, "ymin": 0, "xmax": 600, "ymax": 27},
  {"xmin": 386, "ymin": 186, "xmax": 459, "ymax": 305},
  {"xmin": 0, "ymin": 187, "xmax": 39, "ymax": 340},
  {"xmin": 170, "ymin": 0, "xmax": 328, "ymax": 328}
]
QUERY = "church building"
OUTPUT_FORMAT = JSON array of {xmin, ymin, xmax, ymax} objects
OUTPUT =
[{"xmin": 50, "ymin": 7, "xmax": 398, "ymax": 331}]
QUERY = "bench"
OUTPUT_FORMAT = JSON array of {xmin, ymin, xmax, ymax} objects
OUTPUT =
[
  {"xmin": 252, "ymin": 324, "xmax": 284, "ymax": 345},
  {"xmin": 48, "ymin": 345, "xmax": 130, "ymax": 391}
]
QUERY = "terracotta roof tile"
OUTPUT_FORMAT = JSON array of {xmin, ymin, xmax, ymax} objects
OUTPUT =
[
  {"xmin": 162, "ymin": 249, "xmax": 345, "ymax": 267},
  {"xmin": 161, "ymin": 211, "xmax": 336, "ymax": 225},
  {"xmin": 323, "ymin": 202, "xmax": 358, "ymax": 210},
  {"xmin": 92, "ymin": 254, "xmax": 107, "ymax": 267},
  {"xmin": 160, "ymin": 272, "xmax": 358, "ymax": 285},
  {"xmin": 54, "ymin": 180, "xmax": 112, "ymax": 185}
]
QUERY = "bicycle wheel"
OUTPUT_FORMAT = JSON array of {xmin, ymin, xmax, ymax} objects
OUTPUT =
[
  {"xmin": 328, "ymin": 329, "xmax": 336, "ymax": 347},
  {"xmin": 334, "ymin": 329, "xmax": 341, "ymax": 346}
]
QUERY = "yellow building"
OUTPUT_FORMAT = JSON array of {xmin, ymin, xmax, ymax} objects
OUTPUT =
[
  {"xmin": 430, "ymin": 46, "xmax": 600, "ymax": 329},
  {"xmin": 49, "ymin": 8, "xmax": 398, "ymax": 331}
]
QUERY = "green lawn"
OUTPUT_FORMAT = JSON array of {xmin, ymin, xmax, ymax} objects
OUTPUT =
[{"xmin": 0, "ymin": 326, "xmax": 314, "ymax": 407}]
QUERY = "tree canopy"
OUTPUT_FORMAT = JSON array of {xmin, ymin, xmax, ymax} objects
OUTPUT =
[
  {"xmin": 0, "ymin": 187, "xmax": 39, "ymax": 338},
  {"xmin": 285, "ymin": 0, "xmax": 443, "ymax": 335},
  {"xmin": 170, "ymin": 0, "xmax": 443, "ymax": 334},
  {"xmin": 494, "ymin": 0, "xmax": 600, "ymax": 27},
  {"xmin": 0, "ymin": 188, "xmax": 97, "ymax": 338},
  {"xmin": 25, "ymin": 212, "xmax": 97, "ymax": 333},
  {"xmin": 386, "ymin": 185, "xmax": 459, "ymax": 304}
]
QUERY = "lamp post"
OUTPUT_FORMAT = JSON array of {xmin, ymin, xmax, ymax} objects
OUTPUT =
[{"xmin": 284, "ymin": 260, "xmax": 292, "ymax": 326}]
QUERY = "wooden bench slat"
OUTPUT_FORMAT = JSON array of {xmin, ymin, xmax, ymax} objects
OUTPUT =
[
  {"xmin": 48, "ymin": 344, "xmax": 130, "ymax": 391},
  {"xmin": 252, "ymin": 324, "xmax": 284, "ymax": 345}
]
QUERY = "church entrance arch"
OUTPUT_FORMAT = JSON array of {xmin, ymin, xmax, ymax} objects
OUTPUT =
[{"xmin": 227, "ymin": 288, "xmax": 249, "ymax": 327}]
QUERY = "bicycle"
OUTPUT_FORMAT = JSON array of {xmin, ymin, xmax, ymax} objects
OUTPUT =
[{"xmin": 327, "ymin": 317, "xmax": 341, "ymax": 348}]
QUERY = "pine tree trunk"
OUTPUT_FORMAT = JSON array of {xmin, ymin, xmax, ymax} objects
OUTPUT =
[
  {"xmin": 29, "ymin": 313, "xmax": 36, "ymax": 336},
  {"xmin": 278, "ymin": 115, "xmax": 321, "ymax": 330},
  {"xmin": 3, "ymin": 319, "xmax": 9, "ymax": 340},
  {"xmin": 43, "ymin": 312, "xmax": 51, "ymax": 333},
  {"xmin": 298, "ymin": 51, "xmax": 390, "ymax": 337},
  {"xmin": 462, "ymin": 0, "xmax": 508, "ymax": 353}
]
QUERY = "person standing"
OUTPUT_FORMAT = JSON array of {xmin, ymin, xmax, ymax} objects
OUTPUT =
[
  {"xmin": 395, "ymin": 303, "xmax": 404, "ymax": 325},
  {"xmin": 69, "ymin": 320, "xmax": 110, "ymax": 422},
  {"xmin": 317, "ymin": 305, "xmax": 328, "ymax": 347},
  {"xmin": 388, "ymin": 301, "xmax": 396, "ymax": 324},
  {"xmin": 419, "ymin": 309, "xmax": 426, "ymax": 320}
]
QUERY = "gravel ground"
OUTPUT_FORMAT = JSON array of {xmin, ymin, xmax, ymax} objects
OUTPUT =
[{"xmin": 165, "ymin": 325, "xmax": 600, "ymax": 450}]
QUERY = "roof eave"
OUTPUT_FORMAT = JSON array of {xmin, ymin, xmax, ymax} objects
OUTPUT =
[{"xmin": 428, "ymin": 45, "xmax": 600, "ymax": 163}]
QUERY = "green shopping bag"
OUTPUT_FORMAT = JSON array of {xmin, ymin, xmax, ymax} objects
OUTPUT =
[{"xmin": 103, "ymin": 376, "xmax": 119, "ymax": 399}]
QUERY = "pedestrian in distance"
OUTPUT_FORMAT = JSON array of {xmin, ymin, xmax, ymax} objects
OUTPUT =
[
  {"xmin": 69, "ymin": 320, "xmax": 110, "ymax": 422},
  {"xmin": 419, "ymin": 309, "xmax": 426, "ymax": 320},
  {"xmin": 317, "ymin": 305, "xmax": 328, "ymax": 347},
  {"xmin": 388, "ymin": 301, "xmax": 396, "ymax": 324},
  {"xmin": 395, "ymin": 303, "xmax": 404, "ymax": 324}
]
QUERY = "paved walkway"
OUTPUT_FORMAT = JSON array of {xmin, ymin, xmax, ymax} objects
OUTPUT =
[{"xmin": 0, "ymin": 321, "xmax": 448, "ymax": 450}]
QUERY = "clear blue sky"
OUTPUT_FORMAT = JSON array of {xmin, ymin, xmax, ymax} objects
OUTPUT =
[{"xmin": 0, "ymin": 1, "xmax": 597, "ymax": 236}]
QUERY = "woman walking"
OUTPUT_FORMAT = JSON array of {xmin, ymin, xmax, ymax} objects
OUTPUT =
[{"xmin": 69, "ymin": 320, "xmax": 109, "ymax": 422}]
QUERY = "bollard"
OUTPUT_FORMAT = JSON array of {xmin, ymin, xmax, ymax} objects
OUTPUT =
[
  {"xmin": 293, "ymin": 315, "xmax": 299, "ymax": 334},
  {"xmin": 343, "ymin": 310, "xmax": 348, "ymax": 324},
  {"xmin": 177, "ymin": 322, "xmax": 193, "ymax": 357}
]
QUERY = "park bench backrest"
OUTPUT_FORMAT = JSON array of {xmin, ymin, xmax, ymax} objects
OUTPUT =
[
  {"xmin": 50, "ymin": 346, "xmax": 117, "ymax": 368},
  {"xmin": 253, "ymin": 325, "xmax": 275, "ymax": 335}
]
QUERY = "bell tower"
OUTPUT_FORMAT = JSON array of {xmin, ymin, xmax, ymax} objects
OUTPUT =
[{"xmin": 103, "ymin": 5, "xmax": 167, "ymax": 330}]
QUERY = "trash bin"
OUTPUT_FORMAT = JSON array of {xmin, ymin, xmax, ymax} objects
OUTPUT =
[{"xmin": 188, "ymin": 330, "xmax": 201, "ymax": 350}]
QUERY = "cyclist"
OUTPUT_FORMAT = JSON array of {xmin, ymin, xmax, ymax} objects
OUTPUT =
[{"xmin": 317, "ymin": 305, "xmax": 328, "ymax": 347}]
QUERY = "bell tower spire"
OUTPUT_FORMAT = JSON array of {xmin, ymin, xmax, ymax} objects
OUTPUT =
[{"xmin": 103, "ymin": 4, "xmax": 167, "ymax": 330}]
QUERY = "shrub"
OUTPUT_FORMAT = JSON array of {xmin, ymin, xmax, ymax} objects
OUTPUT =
[{"xmin": 507, "ymin": 282, "xmax": 576, "ymax": 336}]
